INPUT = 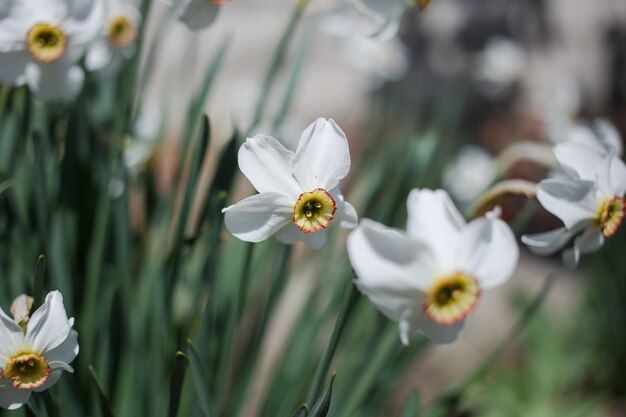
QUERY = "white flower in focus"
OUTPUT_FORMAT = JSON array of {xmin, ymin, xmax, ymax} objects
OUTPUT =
[
  {"xmin": 165, "ymin": 0, "xmax": 228, "ymax": 31},
  {"xmin": 476, "ymin": 36, "xmax": 526, "ymax": 89},
  {"xmin": 0, "ymin": 0, "xmax": 104, "ymax": 101},
  {"xmin": 443, "ymin": 145, "xmax": 497, "ymax": 204},
  {"xmin": 222, "ymin": 118, "xmax": 358, "ymax": 249},
  {"xmin": 522, "ymin": 136, "xmax": 626, "ymax": 268},
  {"xmin": 85, "ymin": 0, "xmax": 141, "ymax": 76},
  {"xmin": 348, "ymin": 189, "xmax": 519, "ymax": 344},
  {"xmin": 0, "ymin": 291, "xmax": 79, "ymax": 409}
]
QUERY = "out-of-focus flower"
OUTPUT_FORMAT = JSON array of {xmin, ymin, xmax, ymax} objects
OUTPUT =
[
  {"xmin": 165, "ymin": 0, "xmax": 228, "ymax": 31},
  {"xmin": 443, "ymin": 145, "xmax": 497, "ymax": 205},
  {"xmin": 350, "ymin": 0, "xmax": 407, "ymax": 39},
  {"xmin": 476, "ymin": 36, "xmax": 526, "ymax": 90},
  {"xmin": 0, "ymin": 291, "xmax": 79, "ymax": 409},
  {"xmin": 522, "ymin": 134, "xmax": 626, "ymax": 268},
  {"xmin": 222, "ymin": 118, "xmax": 358, "ymax": 249},
  {"xmin": 0, "ymin": 0, "xmax": 104, "ymax": 101},
  {"xmin": 348, "ymin": 189, "xmax": 518, "ymax": 344},
  {"xmin": 342, "ymin": 34, "xmax": 408, "ymax": 88},
  {"xmin": 562, "ymin": 119, "xmax": 623, "ymax": 156},
  {"xmin": 124, "ymin": 105, "xmax": 162, "ymax": 175},
  {"xmin": 85, "ymin": 0, "xmax": 141, "ymax": 76}
]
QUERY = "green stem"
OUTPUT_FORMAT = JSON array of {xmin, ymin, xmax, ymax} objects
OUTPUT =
[{"xmin": 306, "ymin": 279, "xmax": 360, "ymax": 406}]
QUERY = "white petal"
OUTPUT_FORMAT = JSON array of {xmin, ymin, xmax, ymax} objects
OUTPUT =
[
  {"xmin": 237, "ymin": 134, "xmax": 301, "ymax": 197},
  {"xmin": 223, "ymin": 192, "xmax": 293, "ymax": 243},
  {"xmin": 26, "ymin": 62, "xmax": 85, "ymax": 101},
  {"xmin": 64, "ymin": 0, "xmax": 105, "ymax": 47},
  {"xmin": 292, "ymin": 118, "xmax": 351, "ymax": 191},
  {"xmin": 597, "ymin": 154, "xmax": 626, "ymax": 197},
  {"xmin": 458, "ymin": 213, "xmax": 519, "ymax": 289},
  {"xmin": 0, "ymin": 50, "xmax": 29, "ymax": 86},
  {"xmin": 521, "ymin": 227, "xmax": 579, "ymax": 256},
  {"xmin": 25, "ymin": 291, "xmax": 71, "ymax": 353},
  {"xmin": 274, "ymin": 223, "xmax": 329, "ymax": 249},
  {"xmin": 348, "ymin": 219, "xmax": 435, "ymax": 321},
  {"xmin": 33, "ymin": 369, "xmax": 63, "ymax": 393},
  {"xmin": 405, "ymin": 189, "xmax": 465, "ymax": 268},
  {"xmin": 594, "ymin": 119, "xmax": 623, "ymax": 156},
  {"xmin": 0, "ymin": 308, "xmax": 23, "ymax": 366},
  {"xmin": 43, "ymin": 329, "xmax": 78, "ymax": 365},
  {"xmin": 536, "ymin": 178, "xmax": 598, "ymax": 228},
  {"xmin": 400, "ymin": 309, "xmax": 464, "ymax": 345},
  {"xmin": 574, "ymin": 228, "xmax": 604, "ymax": 255},
  {"xmin": 329, "ymin": 186, "xmax": 358, "ymax": 229},
  {"xmin": 0, "ymin": 382, "xmax": 31, "ymax": 409},
  {"xmin": 554, "ymin": 140, "xmax": 605, "ymax": 181},
  {"xmin": 562, "ymin": 246, "xmax": 579, "ymax": 269},
  {"xmin": 178, "ymin": 0, "xmax": 220, "ymax": 31},
  {"xmin": 48, "ymin": 361, "xmax": 74, "ymax": 373},
  {"xmin": 85, "ymin": 40, "xmax": 114, "ymax": 72}
]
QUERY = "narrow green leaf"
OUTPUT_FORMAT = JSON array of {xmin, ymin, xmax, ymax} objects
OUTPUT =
[
  {"xmin": 168, "ymin": 352, "xmax": 190, "ymax": 417},
  {"xmin": 289, "ymin": 404, "xmax": 309, "ymax": 417},
  {"xmin": 33, "ymin": 254, "xmax": 45, "ymax": 309},
  {"xmin": 399, "ymin": 391, "xmax": 420, "ymax": 417},
  {"xmin": 186, "ymin": 340, "xmax": 213, "ymax": 417},
  {"xmin": 309, "ymin": 372, "xmax": 335, "ymax": 417},
  {"xmin": 88, "ymin": 365, "xmax": 117, "ymax": 417}
]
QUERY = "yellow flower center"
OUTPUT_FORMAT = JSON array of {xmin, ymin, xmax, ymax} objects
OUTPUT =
[
  {"xmin": 26, "ymin": 23, "xmax": 68, "ymax": 63},
  {"xmin": 293, "ymin": 188, "xmax": 336, "ymax": 233},
  {"xmin": 211, "ymin": 0, "xmax": 230, "ymax": 4},
  {"xmin": 594, "ymin": 196, "xmax": 625, "ymax": 237},
  {"xmin": 423, "ymin": 272, "xmax": 480, "ymax": 325},
  {"xmin": 412, "ymin": 0, "xmax": 431, "ymax": 9},
  {"xmin": 2, "ymin": 353, "xmax": 50, "ymax": 389},
  {"xmin": 107, "ymin": 15, "xmax": 137, "ymax": 48}
]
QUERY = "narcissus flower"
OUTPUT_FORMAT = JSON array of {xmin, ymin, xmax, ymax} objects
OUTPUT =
[
  {"xmin": 0, "ymin": 291, "xmax": 79, "ymax": 409},
  {"xmin": 223, "ymin": 118, "xmax": 358, "ymax": 249},
  {"xmin": 522, "ymin": 132, "xmax": 626, "ymax": 268},
  {"xmin": 86, "ymin": 0, "xmax": 141, "ymax": 76},
  {"xmin": 0, "ymin": 0, "xmax": 104, "ymax": 100},
  {"xmin": 165, "ymin": 0, "xmax": 228, "ymax": 31},
  {"xmin": 347, "ymin": 189, "xmax": 518, "ymax": 344}
]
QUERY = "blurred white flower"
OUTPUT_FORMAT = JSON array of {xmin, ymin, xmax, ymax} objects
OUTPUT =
[
  {"xmin": 343, "ymin": 35, "xmax": 408, "ymax": 88},
  {"xmin": 85, "ymin": 0, "xmax": 141, "ymax": 76},
  {"xmin": 476, "ymin": 36, "xmax": 526, "ymax": 90},
  {"xmin": 0, "ymin": 0, "xmax": 104, "ymax": 101},
  {"xmin": 541, "ymin": 75, "xmax": 582, "ymax": 143},
  {"xmin": 348, "ymin": 189, "xmax": 518, "ymax": 344},
  {"xmin": 166, "ymin": 0, "xmax": 228, "ymax": 31},
  {"xmin": 443, "ymin": 145, "xmax": 497, "ymax": 204},
  {"xmin": 522, "ymin": 134, "xmax": 626, "ymax": 268},
  {"xmin": 222, "ymin": 118, "xmax": 358, "ymax": 249},
  {"xmin": 562, "ymin": 119, "xmax": 623, "ymax": 156},
  {"xmin": 350, "ymin": 0, "xmax": 407, "ymax": 39},
  {"xmin": 124, "ymin": 105, "xmax": 162, "ymax": 175},
  {"xmin": 0, "ymin": 291, "xmax": 79, "ymax": 410}
]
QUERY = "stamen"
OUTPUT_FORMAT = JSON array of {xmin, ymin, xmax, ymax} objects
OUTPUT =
[
  {"xmin": 26, "ymin": 23, "xmax": 68, "ymax": 63},
  {"xmin": 2, "ymin": 353, "xmax": 50, "ymax": 389},
  {"xmin": 107, "ymin": 15, "xmax": 137, "ymax": 48},
  {"xmin": 293, "ymin": 188, "xmax": 337, "ymax": 233},
  {"xmin": 595, "ymin": 196, "xmax": 625, "ymax": 237},
  {"xmin": 423, "ymin": 272, "xmax": 480, "ymax": 325}
]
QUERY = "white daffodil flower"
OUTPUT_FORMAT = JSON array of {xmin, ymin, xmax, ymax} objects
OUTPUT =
[
  {"xmin": 522, "ymin": 135, "xmax": 626, "ymax": 268},
  {"xmin": 347, "ymin": 189, "xmax": 519, "ymax": 344},
  {"xmin": 443, "ymin": 145, "xmax": 497, "ymax": 205},
  {"xmin": 0, "ymin": 0, "xmax": 104, "ymax": 101},
  {"xmin": 476, "ymin": 36, "xmax": 526, "ymax": 90},
  {"xmin": 164, "ymin": 0, "xmax": 228, "ymax": 31},
  {"xmin": 0, "ymin": 291, "xmax": 79, "ymax": 410},
  {"xmin": 85, "ymin": 0, "xmax": 141, "ymax": 76},
  {"xmin": 222, "ymin": 118, "xmax": 358, "ymax": 249}
]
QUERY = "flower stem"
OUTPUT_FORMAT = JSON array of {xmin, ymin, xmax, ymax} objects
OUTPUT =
[{"xmin": 306, "ymin": 278, "xmax": 360, "ymax": 406}]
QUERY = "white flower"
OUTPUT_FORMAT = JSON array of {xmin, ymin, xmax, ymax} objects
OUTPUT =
[
  {"xmin": 522, "ymin": 134, "xmax": 626, "ymax": 268},
  {"xmin": 561, "ymin": 119, "xmax": 623, "ymax": 157},
  {"xmin": 476, "ymin": 36, "xmax": 526, "ymax": 89},
  {"xmin": 0, "ymin": 0, "xmax": 104, "ymax": 101},
  {"xmin": 85, "ymin": 0, "xmax": 141, "ymax": 76},
  {"xmin": 0, "ymin": 291, "xmax": 79, "ymax": 410},
  {"xmin": 348, "ymin": 189, "xmax": 518, "ymax": 344},
  {"xmin": 349, "ymin": 0, "xmax": 408, "ymax": 39},
  {"xmin": 165, "ymin": 0, "xmax": 227, "ymax": 31},
  {"xmin": 222, "ymin": 118, "xmax": 358, "ymax": 249},
  {"xmin": 443, "ymin": 145, "xmax": 497, "ymax": 204}
]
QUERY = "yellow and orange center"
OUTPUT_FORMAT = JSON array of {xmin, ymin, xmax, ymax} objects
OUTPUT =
[
  {"xmin": 211, "ymin": 0, "xmax": 230, "ymax": 4},
  {"xmin": 423, "ymin": 272, "xmax": 480, "ymax": 325},
  {"xmin": 26, "ymin": 23, "xmax": 68, "ymax": 63},
  {"xmin": 595, "ymin": 196, "xmax": 625, "ymax": 238},
  {"xmin": 107, "ymin": 15, "xmax": 137, "ymax": 48},
  {"xmin": 293, "ymin": 188, "xmax": 336, "ymax": 233},
  {"xmin": 2, "ymin": 353, "xmax": 50, "ymax": 389},
  {"xmin": 413, "ymin": 0, "xmax": 431, "ymax": 10}
]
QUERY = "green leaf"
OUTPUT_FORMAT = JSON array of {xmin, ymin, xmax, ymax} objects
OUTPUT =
[
  {"xmin": 88, "ymin": 365, "xmax": 117, "ymax": 417},
  {"xmin": 33, "ymin": 254, "xmax": 45, "ymax": 309},
  {"xmin": 289, "ymin": 404, "xmax": 309, "ymax": 417},
  {"xmin": 309, "ymin": 372, "xmax": 335, "ymax": 417},
  {"xmin": 168, "ymin": 352, "xmax": 190, "ymax": 417},
  {"xmin": 186, "ymin": 340, "xmax": 213, "ymax": 417},
  {"xmin": 399, "ymin": 391, "xmax": 420, "ymax": 417}
]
